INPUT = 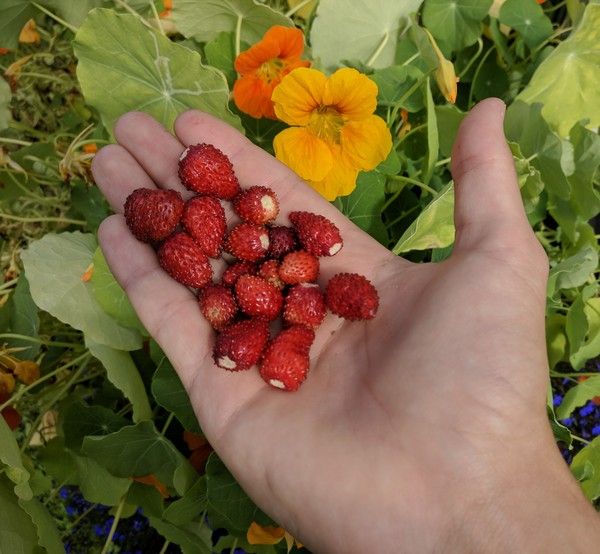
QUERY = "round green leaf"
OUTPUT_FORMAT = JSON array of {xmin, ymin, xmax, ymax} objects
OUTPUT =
[
  {"xmin": 73, "ymin": 8, "xmax": 241, "ymax": 136},
  {"xmin": 499, "ymin": 0, "xmax": 552, "ymax": 50}
]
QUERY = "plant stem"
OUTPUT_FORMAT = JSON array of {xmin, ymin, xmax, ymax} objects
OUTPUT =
[
  {"xmin": 366, "ymin": 32, "xmax": 389, "ymax": 67},
  {"xmin": 61, "ymin": 502, "xmax": 100, "ymax": 538},
  {"xmin": 0, "ymin": 137, "xmax": 33, "ymax": 146},
  {"xmin": 1, "ymin": 213, "xmax": 87, "ymax": 225},
  {"xmin": 285, "ymin": 0, "xmax": 313, "ymax": 17},
  {"xmin": 100, "ymin": 495, "xmax": 127, "ymax": 554},
  {"xmin": 160, "ymin": 412, "xmax": 175, "ymax": 435},
  {"xmin": 31, "ymin": 2, "xmax": 78, "ymax": 34},
  {"xmin": 158, "ymin": 540, "xmax": 171, "ymax": 554},
  {"xmin": 387, "ymin": 174, "xmax": 437, "ymax": 195}
]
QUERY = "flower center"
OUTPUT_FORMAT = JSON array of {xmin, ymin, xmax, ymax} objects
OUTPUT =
[
  {"xmin": 258, "ymin": 58, "xmax": 285, "ymax": 84},
  {"xmin": 308, "ymin": 105, "xmax": 343, "ymax": 144}
]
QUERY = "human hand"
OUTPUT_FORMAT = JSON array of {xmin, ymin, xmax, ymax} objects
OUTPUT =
[{"xmin": 92, "ymin": 98, "xmax": 600, "ymax": 553}]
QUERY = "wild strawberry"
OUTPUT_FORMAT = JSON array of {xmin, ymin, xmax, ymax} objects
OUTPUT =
[
  {"xmin": 181, "ymin": 195, "xmax": 227, "ymax": 258},
  {"xmin": 199, "ymin": 284, "xmax": 238, "ymax": 331},
  {"xmin": 234, "ymin": 274, "xmax": 284, "ymax": 321},
  {"xmin": 220, "ymin": 260, "xmax": 258, "ymax": 287},
  {"xmin": 283, "ymin": 283, "xmax": 327, "ymax": 329},
  {"xmin": 233, "ymin": 185, "xmax": 279, "ymax": 225},
  {"xmin": 325, "ymin": 273, "xmax": 379, "ymax": 321},
  {"xmin": 267, "ymin": 225, "xmax": 297, "ymax": 259},
  {"xmin": 260, "ymin": 326, "xmax": 315, "ymax": 391},
  {"xmin": 289, "ymin": 211, "xmax": 343, "ymax": 257},
  {"xmin": 224, "ymin": 223, "xmax": 270, "ymax": 262},
  {"xmin": 178, "ymin": 143, "xmax": 241, "ymax": 200},
  {"xmin": 213, "ymin": 318, "xmax": 270, "ymax": 371},
  {"xmin": 258, "ymin": 259, "xmax": 285, "ymax": 290},
  {"xmin": 157, "ymin": 231, "xmax": 213, "ymax": 289},
  {"xmin": 124, "ymin": 188, "xmax": 184, "ymax": 243},
  {"xmin": 279, "ymin": 250, "xmax": 319, "ymax": 285}
]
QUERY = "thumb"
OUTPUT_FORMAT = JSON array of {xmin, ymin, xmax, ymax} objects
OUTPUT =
[{"xmin": 450, "ymin": 98, "xmax": 531, "ymax": 254}]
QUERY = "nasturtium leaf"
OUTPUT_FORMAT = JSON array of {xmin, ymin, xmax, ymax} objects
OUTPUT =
[
  {"xmin": 546, "ymin": 404, "xmax": 572, "ymax": 448},
  {"xmin": 69, "ymin": 180, "xmax": 111, "ymax": 231},
  {"xmin": 547, "ymin": 246, "xmax": 598, "ymax": 299},
  {"xmin": 435, "ymin": 104, "xmax": 466, "ymax": 158},
  {"xmin": 499, "ymin": 0, "xmax": 552, "ymax": 50},
  {"xmin": 0, "ymin": 417, "xmax": 32, "ymax": 500},
  {"xmin": 546, "ymin": 313, "xmax": 568, "ymax": 370},
  {"xmin": 206, "ymin": 453, "xmax": 274, "ymax": 534},
  {"xmin": 0, "ymin": 0, "xmax": 37, "ymax": 50},
  {"xmin": 370, "ymin": 65, "xmax": 426, "ymax": 113},
  {"xmin": 0, "ymin": 476, "xmax": 40, "ymax": 553},
  {"xmin": 85, "ymin": 338, "xmax": 153, "ymax": 423},
  {"xmin": 567, "ymin": 123, "xmax": 600, "ymax": 221},
  {"xmin": 0, "ymin": 76, "xmax": 11, "ymax": 131},
  {"xmin": 310, "ymin": 0, "xmax": 424, "ymax": 70},
  {"xmin": 509, "ymin": 141, "xmax": 544, "ymax": 216},
  {"xmin": 45, "ymin": 0, "xmax": 105, "ymax": 27},
  {"xmin": 422, "ymin": 79, "xmax": 439, "ymax": 185},
  {"xmin": 62, "ymin": 401, "xmax": 131, "ymax": 452},
  {"xmin": 204, "ymin": 31, "xmax": 237, "ymax": 88},
  {"xmin": 516, "ymin": 2, "xmax": 600, "ymax": 137},
  {"xmin": 148, "ymin": 516, "xmax": 214, "ymax": 554},
  {"xmin": 571, "ymin": 436, "xmax": 600, "ymax": 502},
  {"xmin": 82, "ymin": 420, "xmax": 198, "ymax": 496},
  {"xmin": 392, "ymin": 182, "xmax": 455, "ymax": 254},
  {"xmin": 421, "ymin": 0, "xmax": 493, "ymax": 53},
  {"xmin": 566, "ymin": 291, "xmax": 600, "ymax": 371},
  {"xmin": 172, "ymin": 0, "xmax": 293, "ymax": 44},
  {"xmin": 20, "ymin": 232, "xmax": 143, "ymax": 351},
  {"xmin": 163, "ymin": 477, "xmax": 208, "ymax": 525},
  {"xmin": 73, "ymin": 9, "xmax": 241, "ymax": 136},
  {"xmin": 152, "ymin": 356, "xmax": 202, "ymax": 435},
  {"xmin": 91, "ymin": 246, "xmax": 147, "ymax": 336},
  {"xmin": 18, "ymin": 496, "xmax": 64, "ymax": 554},
  {"xmin": 558, "ymin": 375, "xmax": 600, "ymax": 421},
  {"xmin": 336, "ymin": 171, "xmax": 389, "ymax": 246}
]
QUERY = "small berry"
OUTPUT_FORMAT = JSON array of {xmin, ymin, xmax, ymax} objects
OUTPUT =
[
  {"xmin": 157, "ymin": 232, "xmax": 213, "ymax": 289},
  {"xmin": 199, "ymin": 284, "xmax": 238, "ymax": 331},
  {"xmin": 224, "ymin": 223, "xmax": 270, "ymax": 262},
  {"xmin": 178, "ymin": 143, "xmax": 241, "ymax": 200},
  {"xmin": 289, "ymin": 211, "xmax": 343, "ymax": 257},
  {"xmin": 260, "ymin": 326, "xmax": 315, "ymax": 391},
  {"xmin": 283, "ymin": 283, "xmax": 327, "ymax": 329},
  {"xmin": 267, "ymin": 225, "xmax": 297, "ymax": 259},
  {"xmin": 233, "ymin": 185, "xmax": 279, "ymax": 224},
  {"xmin": 325, "ymin": 273, "xmax": 379, "ymax": 321},
  {"xmin": 258, "ymin": 259, "xmax": 285, "ymax": 290},
  {"xmin": 279, "ymin": 250, "xmax": 319, "ymax": 285},
  {"xmin": 234, "ymin": 274, "xmax": 284, "ymax": 321},
  {"xmin": 221, "ymin": 260, "xmax": 258, "ymax": 287},
  {"xmin": 124, "ymin": 188, "xmax": 184, "ymax": 243},
  {"xmin": 181, "ymin": 196, "xmax": 227, "ymax": 258},
  {"xmin": 213, "ymin": 318, "xmax": 270, "ymax": 371}
]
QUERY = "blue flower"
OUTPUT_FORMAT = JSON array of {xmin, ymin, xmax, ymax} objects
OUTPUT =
[
  {"xmin": 579, "ymin": 403, "xmax": 595, "ymax": 418},
  {"xmin": 593, "ymin": 424, "xmax": 600, "ymax": 437},
  {"xmin": 553, "ymin": 394, "xmax": 563, "ymax": 407}
]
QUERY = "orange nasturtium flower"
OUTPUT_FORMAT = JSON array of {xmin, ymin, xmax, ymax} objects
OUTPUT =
[
  {"xmin": 271, "ymin": 67, "xmax": 392, "ymax": 200},
  {"xmin": 233, "ymin": 26, "xmax": 310, "ymax": 120},
  {"xmin": 19, "ymin": 19, "xmax": 40, "ymax": 45}
]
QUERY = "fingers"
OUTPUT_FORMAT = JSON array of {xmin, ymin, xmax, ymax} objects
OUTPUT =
[{"xmin": 450, "ymin": 98, "xmax": 532, "ymax": 254}]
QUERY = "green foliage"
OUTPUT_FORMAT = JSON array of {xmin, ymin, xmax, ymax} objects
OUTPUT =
[{"xmin": 1, "ymin": 0, "xmax": 600, "ymax": 551}]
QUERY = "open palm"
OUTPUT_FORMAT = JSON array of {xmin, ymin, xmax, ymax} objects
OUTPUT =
[{"xmin": 92, "ymin": 99, "xmax": 595, "ymax": 553}]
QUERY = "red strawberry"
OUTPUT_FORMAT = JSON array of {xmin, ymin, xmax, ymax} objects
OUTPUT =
[
  {"xmin": 213, "ymin": 317, "xmax": 270, "ymax": 371},
  {"xmin": 279, "ymin": 250, "xmax": 319, "ymax": 285},
  {"xmin": 224, "ymin": 223, "xmax": 270, "ymax": 262},
  {"xmin": 289, "ymin": 211, "xmax": 343, "ymax": 257},
  {"xmin": 234, "ymin": 274, "xmax": 284, "ymax": 321},
  {"xmin": 258, "ymin": 259, "xmax": 285, "ymax": 290},
  {"xmin": 124, "ymin": 188, "xmax": 184, "ymax": 243},
  {"xmin": 178, "ymin": 143, "xmax": 241, "ymax": 200},
  {"xmin": 267, "ymin": 225, "xmax": 297, "ymax": 259},
  {"xmin": 181, "ymin": 195, "xmax": 227, "ymax": 258},
  {"xmin": 157, "ymin": 231, "xmax": 213, "ymax": 289},
  {"xmin": 283, "ymin": 283, "xmax": 327, "ymax": 329},
  {"xmin": 220, "ymin": 260, "xmax": 258, "ymax": 287},
  {"xmin": 199, "ymin": 284, "xmax": 238, "ymax": 331},
  {"xmin": 325, "ymin": 273, "xmax": 379, "ymax": 321},
  {"xmin": 260, "ymin": 326, "xmax": 315, "ymax": 391},
  {"xmin": 233, "ymin": 185, "xmax": 279, "ymax": 225}
]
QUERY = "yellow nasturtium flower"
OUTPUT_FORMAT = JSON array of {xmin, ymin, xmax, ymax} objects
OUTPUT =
[
  {"xmin": 247, "ymin": 521, "xmax": 302, "ymax": 552},
  {"xmin": 424, "ymin": 28, "xmax": 459, "ymax": 104},
  {"xmin": 272, "ymin": 67, "xmax": 392, "ymax": 200}
]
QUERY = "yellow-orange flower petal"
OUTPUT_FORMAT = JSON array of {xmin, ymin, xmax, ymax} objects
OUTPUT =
[
  {"xmin": 340, "ymin": 115, "xmax": 393, "ymax": 171},
  {"xmin": 247, "ymin": 522, "xmax": 286, "ymax": 545},
  {"xmin": 19, "ymin": 19, "xmax": 40, "ymax": 44},
  {"xmin": 305, "ymin": 146, "xmax": 359, "ymax": 200},
  {"xmin": 234, "ymin": 75, "xmax": 279, "ymax": 119},
  {"xmin": 273, "ymin": 127, "xmax": 333, "ymax": 181},
  {"xmin": 323, "ymin": 68, "xmax": 378, "ymax": 119},
  {"xmin": 272, "ymin": 67, "xmax": 327, "ymax": 126}
]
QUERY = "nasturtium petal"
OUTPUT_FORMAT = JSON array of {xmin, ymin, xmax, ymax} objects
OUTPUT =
[
  {"xmin": 516, "ymin": 2, "xmax": 600, "ymax": 137},
  {"xmin": 73, "ymin": 9, "xmax": 241, "ymax": 136},
  {"xmin": 173, "ymin": 0, "xmax": 294, "ymax": 44},
  {"xmin": 273, "ymin": 127, "xmax": 332, "ymax": 181},
  {"xmin": 272, "ymin": 68, "xmax": 326, "ymax": 125},
  {"xmin": 340, "ymin": 116, "xmax": 392, "ymax": 171},
  {"xmin": 310, "ymin": 0, "xmax": 424, "ymax": 70},
  {"xmin": 323, "ymin": 68, "xmax": 378, "ymax": 118},
  {"xmin": 306, "ymin": 147, "xmax": 359, "ymax": 200}
]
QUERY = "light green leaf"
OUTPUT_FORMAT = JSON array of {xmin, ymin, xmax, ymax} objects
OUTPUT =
[
  {"xmin": 163, "ymin": 477, "xmax": 208, "ymax": 525},
  {"xmin": 435, "ymin": 104, "xmax": 466, "ymax": 158},
  {"xmin": 18, "ymin": 496, "xmax": 64, "ymax": 554},
  {"xmin": 509, "ymin": 141, "xmax": 544, "ymax": 216},
  {"xmin": 546, "ymin": 313, "xmax": 568, "ymax": 370},
  {"xmin": 86, "ymin": 338, "xmax": 153, "ymax": 423},
  {"xmin": 547, "ymin": 246, "xmax": 598, "ymax": 298},
  {"xmin": 516, "ymin": 3, "xmax": 600, "ymax": 137},
  {"xmin": 421, "ymin": 0, "xmax": 493, "ymax": 53},
  {"xmin": 422, "ymin": 79, "xmax": 439, "ymax": 185},
  {"xmin": 0, "ymin": 417, "xmax": 32, "ymax": 501},
  {"xmin": 0, "ymin": 0, "xmax": 37, "ymax": 50},
  {"xmin": 0, "ymin": 76, "xmax": 12, "ymax": 131},
  {"xmin": 152, "ymin": 356, "xmax": 202, "ymax": 435},
  {"xmin": 45, "ymin": 0, "xmax": 105, "ymax": 27},
  {"xmin": 172, "ymin": 0, "xmax": 293, "ymax": 44},
  {"xmin": 567, "ymin": 122, "xmax": 600, "ymax": 221},
  {"xmin": 20, "ymin": 232, "xmax": 143, "ymax": 351},
  {"xmin": 370, "ymin": 64, "xmax": 426, "ymax": 113},
  {"xmin": 558, "ymin": 375, "xmax": 600, "ymax": 420},
  {"xmin": 566, "ymin": 291, "xmax": 600, "ymax": 371},
  {"xmin": 392, "ymin": 182, "xmax": 455, "ymax": 254},
  {"xmin": 0, "ymin": 475, "xmax": 41, "ymax": 554},
  {"xmin": 499, "ymin": 0, "xmax": 553, "ymax": 50},
  {"xmin": 310, "ymin": 0, "xmax": 424, "ymax": 70},
  {"xmin": 571, "ymin": 436, "xmax": 600, "ymax": 502},
  {"xmin": 91, "ymin": 246, "xmax": 147, "ymax": 335},
  {"xmin": 204, "ymin": 31, "xmax": 237, "ymax": 88},
  {"xmin": 73, "ymin": 8, "xmax": 241, "ymax": 136}
]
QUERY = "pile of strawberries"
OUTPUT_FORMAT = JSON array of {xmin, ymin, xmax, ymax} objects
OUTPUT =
[{"xmin": 123, "ymin": 143, "xmax": 379, "ymax": 391}]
